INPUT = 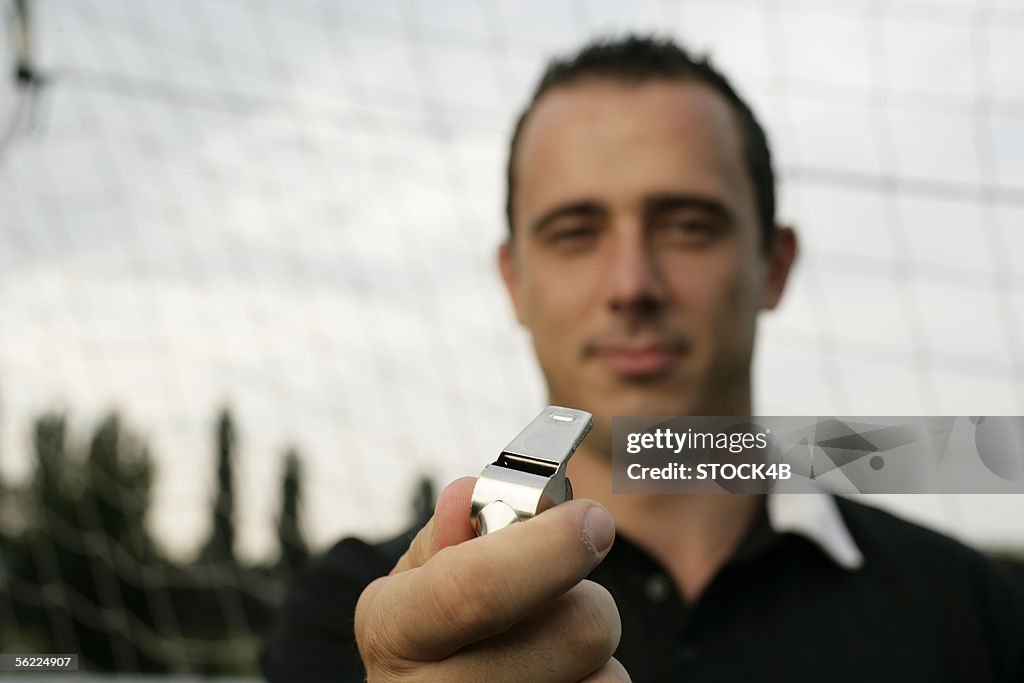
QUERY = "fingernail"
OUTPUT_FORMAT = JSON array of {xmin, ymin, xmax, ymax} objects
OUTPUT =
[{"xmin": 583, "ymin": 505, "xmax": 615, "ymax": 554}]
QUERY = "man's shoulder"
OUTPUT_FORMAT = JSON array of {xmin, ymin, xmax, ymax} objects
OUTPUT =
[
  {"xmin": 260, "ymin": 526, "xmax": 419, "ymax": 682},
  {"xmin": 283, "ymin": 525, "xmax": 420, "ymax": 610},
  {"xmin": 834, "ymin": 495, "xmax": 1008, "ymax": 575},
  {"xmin": 314, "ymin": 526, "xmax": 419, "ymax": 585},
  {"xmin": 835, "ymin": 497, "xmax": 1024, "ymax": 635},
  {"xmin": 833, "ymin": 497, "xmax": 1024, "ymax": 679}
]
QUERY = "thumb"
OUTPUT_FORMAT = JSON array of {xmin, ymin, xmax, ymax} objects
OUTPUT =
[{"xmin": 391, "ymin": 476, "xmax": 477, "ymax": 575}]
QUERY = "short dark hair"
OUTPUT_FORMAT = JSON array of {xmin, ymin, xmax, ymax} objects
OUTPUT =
[{"xmin": 505, "ymin": 35, "xmax": 777, "ymax": 248}]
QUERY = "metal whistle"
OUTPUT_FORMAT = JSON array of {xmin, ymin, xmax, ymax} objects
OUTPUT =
[{"xmin": 470, "ymin": 406, "xmax": 594, "ymax": 536}]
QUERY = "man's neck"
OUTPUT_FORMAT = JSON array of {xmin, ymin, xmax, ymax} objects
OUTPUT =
[{"xmin": 567, "ymin": 446, "xmax": 762, "ymax": 603}]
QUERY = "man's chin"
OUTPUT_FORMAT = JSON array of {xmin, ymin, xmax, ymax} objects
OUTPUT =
[
  {"xmin": 591, "ymin": 387, "xmax": 701, "ymax": 420},
  {"xmin": 550, "ymin": 367, "xmax": 701, "ymax": 420}
]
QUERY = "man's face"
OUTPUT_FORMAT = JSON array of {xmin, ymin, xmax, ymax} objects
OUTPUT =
[{"xmin": 500, "ymin": 79, "xmax": 795, "ymax": 440}]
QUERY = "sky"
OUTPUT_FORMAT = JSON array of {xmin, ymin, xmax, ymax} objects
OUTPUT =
[{"xmin": 1, "ymin": 0, "xmax": 1023, "ymax": 562}]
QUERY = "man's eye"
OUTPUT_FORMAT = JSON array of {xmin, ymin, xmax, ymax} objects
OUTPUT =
[
  {"xmin": 657, "ymin": 218, "xmax": 720, "ymax": 243},
  {"xmin": 666, "ymin": 220, "xmax": 710, "ymax": 234},
  {"xmin": 550, "ymin": 226, "xmax": 597, "ymax": 243}
]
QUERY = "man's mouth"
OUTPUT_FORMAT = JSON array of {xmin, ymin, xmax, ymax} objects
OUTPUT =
[{"xmin": 590, "ymin": 342, "xmax": 688, "ymax": 378}]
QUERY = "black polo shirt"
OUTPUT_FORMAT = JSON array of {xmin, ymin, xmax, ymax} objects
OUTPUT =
[{"xmin": 260, "ymin": 495, "xmax": 1024, "ymax": 682}]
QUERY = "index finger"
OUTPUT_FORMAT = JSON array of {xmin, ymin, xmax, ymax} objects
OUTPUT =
[{"xmin": 390, "ymin": 476, "xmax": 478, "ymax": 576}]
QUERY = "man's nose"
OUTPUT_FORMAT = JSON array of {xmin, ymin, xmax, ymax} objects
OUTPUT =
[{"xmin": 606, "ymin": 231, "xmax": 665, "ymax": 316}]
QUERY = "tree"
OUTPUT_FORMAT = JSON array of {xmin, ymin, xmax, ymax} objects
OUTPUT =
[
  {"xmin": 201, "ymin": 408, "xmax": 236, "ymax": 565},
  {"xmin": 411, "ymin": 476, "xmax": 436, "ymax": 528},
  {"xmin": 32, "ymin": 412, "xmax": 73, "ymax": 536},
  {"xmin": 76, "ymin": 411, "xmax": 158, "ymax": 670},
  {"xmin": 275, "ymin": 447, "xmax": 307, "ymax": 573},
  {"xmin": 82, "ymin": 412, "xmax": 154, "ymax": 558},
  {"xmin": 5, "ymin": 412, "xmax": 79, "ymax": 654}
]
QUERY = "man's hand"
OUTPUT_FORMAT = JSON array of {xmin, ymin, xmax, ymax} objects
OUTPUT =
[{"xmin": 354, "ymin": 477, "xmax": 629, "ymax": 682}]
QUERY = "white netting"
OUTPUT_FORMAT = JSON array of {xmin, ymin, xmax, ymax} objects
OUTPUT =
[{"xmin": 0, "ymin": 0, "xmax": 1022, "ymax": 673}]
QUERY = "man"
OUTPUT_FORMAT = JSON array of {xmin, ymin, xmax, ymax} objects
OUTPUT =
[{"xmin": 261, "ymin": 36, "xmax": 1024, "ymax": 682}]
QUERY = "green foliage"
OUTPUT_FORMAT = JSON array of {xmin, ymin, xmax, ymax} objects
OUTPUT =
[
  {"xmin": 32, "ymin": 412, "xmax": 75, "ymax": 536},
  {"xmin": 81, "ymin": 412, "xmax": 155, "ymax": 561},
  {"xmin": 276, "ymin": 447, "xmax": 308, "ymax": 574},
  {"xmin": 200, "ymin": 407, "xmax": 236, "ymax": 566}
]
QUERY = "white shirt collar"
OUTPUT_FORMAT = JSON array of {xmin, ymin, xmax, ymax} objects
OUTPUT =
[{"xmin": 767, "ymin": 491, "xmax": 864, "ymax": 570}]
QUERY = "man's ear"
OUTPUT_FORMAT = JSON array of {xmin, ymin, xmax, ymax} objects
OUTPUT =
[
  {"xmin": 498, "ymin": 240, "xmax": 527, "ymax": 325},
  {"xmin": 761, "ymin": 225, "xmax": 798, "ymax": 311}
]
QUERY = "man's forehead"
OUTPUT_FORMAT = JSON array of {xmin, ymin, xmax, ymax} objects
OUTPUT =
[
  {"xmin": 521, "ymin": 79, "xmax": 742, "ymax": 151},
  {"xmin": 513, "ymin": 78, "xmax": 752, "ymax": 225}
]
